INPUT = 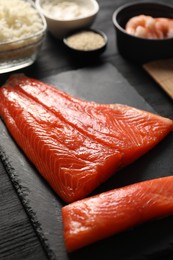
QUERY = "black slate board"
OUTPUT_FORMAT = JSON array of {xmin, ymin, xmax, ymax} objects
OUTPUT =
[{"xmin": 0, "ymin": 63, "xmax": 173, "ymax": 260}]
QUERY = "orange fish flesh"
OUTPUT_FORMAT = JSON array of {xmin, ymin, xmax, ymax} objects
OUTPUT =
[
  {"xmin": 62, "ymin": 176, "xmax": 173, "ymax": 252},
  {"xmin": 0, "ymin": 74, "xmax": 172, "ymax": 203}
]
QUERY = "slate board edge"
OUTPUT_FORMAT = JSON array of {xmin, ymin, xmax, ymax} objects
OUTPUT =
[{"xmin": 0, "ymin": 146, "xmax": 56, "ymax": 260}]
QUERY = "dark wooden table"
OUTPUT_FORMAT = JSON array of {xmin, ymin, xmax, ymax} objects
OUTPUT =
[{"xmin": 0, "ymin": 0, "xmax": 173, "ymax": 259}]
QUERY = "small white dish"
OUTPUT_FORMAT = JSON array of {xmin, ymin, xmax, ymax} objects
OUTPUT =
[{"xmin": 36, "ymin": 0, "xmax": 99, "ymax": 39}]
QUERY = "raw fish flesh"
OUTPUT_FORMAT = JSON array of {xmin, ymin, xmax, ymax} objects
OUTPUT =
[
  {"xmin": 62, "ymin": 176, "xmax": 173, "ymax": 252},
  {"xmin": 0, "ymin": 74, "xmax": 172, "ymax": 203}
]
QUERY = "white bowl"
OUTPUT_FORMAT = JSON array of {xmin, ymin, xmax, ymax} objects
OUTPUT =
[{"xmin": 36, "ymin": 0, "xmax": 99, "ymax": 39}]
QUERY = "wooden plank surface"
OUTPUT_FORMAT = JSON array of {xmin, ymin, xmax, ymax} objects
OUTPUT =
[
  {"xmin": 0, "ymin": 160, "xmax": 47, "ymax": 260},
  {"xmin": 143, "ymin": 59, "xmax": 173, "ymax": 99}
]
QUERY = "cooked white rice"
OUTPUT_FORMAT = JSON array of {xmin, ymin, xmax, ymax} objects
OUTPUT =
[{"xmin": 0, "ymin": 0, "xmax": 43, "ymax": 43}]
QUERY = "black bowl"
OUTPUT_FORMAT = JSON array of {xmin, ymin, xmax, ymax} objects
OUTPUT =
[
  {"xmin": 112, "ymin": 2, "xmax": 173, "ymax": 64},
  {"xmin": 63, "ymin": 29, "xmax": 107, "ymax": 59}
]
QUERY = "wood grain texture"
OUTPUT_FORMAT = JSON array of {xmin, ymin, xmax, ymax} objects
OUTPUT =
[
  {"xmin": 0, "ymin": 161, "xmax": 47, "ymax": 260},
  {"xmin": 143, "ymin": 59, "xmax": 173, "ymax": 99},
  {"xmin": 0, "ymin": 0, "xmax": 173, "ymax": 259}
]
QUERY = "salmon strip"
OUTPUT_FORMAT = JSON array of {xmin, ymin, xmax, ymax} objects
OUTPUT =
[
  {"xmin": 62, "ymin": 176, "xmax": 173, "ymax": 252},
  {"xmin": 0, "ymin": 74, "xmax": 172, "ymax": 203}
]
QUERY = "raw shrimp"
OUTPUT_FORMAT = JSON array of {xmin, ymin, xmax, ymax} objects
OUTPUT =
[{"xmin": 125, "ymin": 15, "xmax": 173, "ymax": 39}]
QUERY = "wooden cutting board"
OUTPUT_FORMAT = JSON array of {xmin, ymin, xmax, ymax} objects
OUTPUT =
[
  {"xmin": 0, "ymin": 63, "xmax": 173, "ymax": 260},
  {"xmin": 143, "ymin": 58, "xmax": 173, "ymax": 99}
]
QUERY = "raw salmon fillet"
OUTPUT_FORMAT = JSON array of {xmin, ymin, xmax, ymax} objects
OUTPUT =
[
  {"xmin": 0, "ymin": 74, "xmax": 172, "ymax": 203},
  {"xmin": 62, "ymin": 176, "xmax": 173, "ymax": 252}
]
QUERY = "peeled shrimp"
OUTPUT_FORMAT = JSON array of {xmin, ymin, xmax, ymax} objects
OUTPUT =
[
  {"xmin": 155, "ymin": 18, "xmax": 173, "ymax": 38},
  {"xmin": 125, "ymin": 15, "xmax": 173, "ymax": 39}
]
